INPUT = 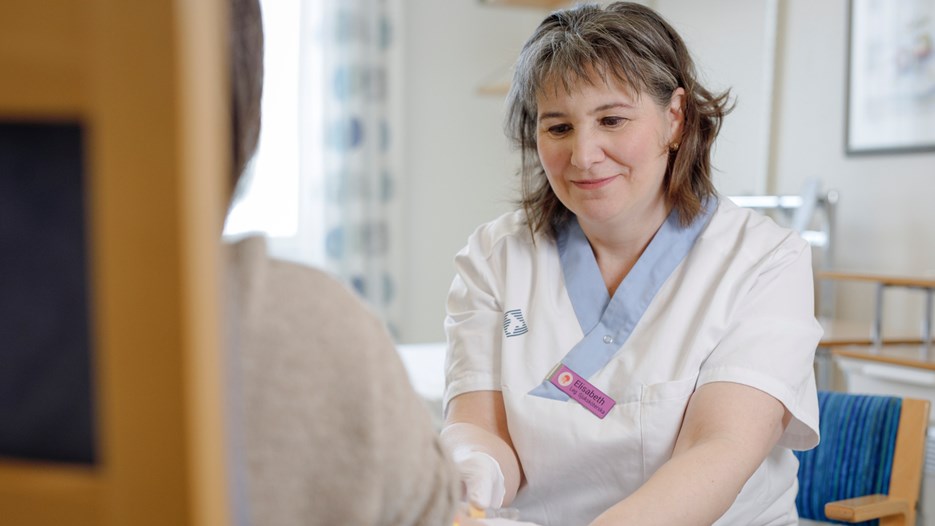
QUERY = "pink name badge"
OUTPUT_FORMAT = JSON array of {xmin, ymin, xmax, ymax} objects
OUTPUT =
[{"xmin": 549, "ymin": 364, "xmax": 616, "ymax": 419}]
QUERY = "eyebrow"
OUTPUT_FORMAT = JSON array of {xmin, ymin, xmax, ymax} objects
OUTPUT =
[{"xmin": 538, "ymin": 102, "xmax": 636, "ymax": 122}]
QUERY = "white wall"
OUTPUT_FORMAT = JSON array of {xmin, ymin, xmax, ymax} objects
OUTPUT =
[
  {"xmin": 399, "ymin": 0, "xmax": 935, "ymax": 343},
  {"xmin": 656, "ymin": 0, "xmax": 777, "ymax": 195},
  {"xmin": 773, "ymin": 0, "xmax": 935, "ymax": 332},
  {"xmin": 399, "ymin": 1, "xmax": 544, "ymax": 342}
]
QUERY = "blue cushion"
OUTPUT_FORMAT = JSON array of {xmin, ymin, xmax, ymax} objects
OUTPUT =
[{"xmin": 795, "ymin": 391, "xmax": 902, "ymax": 525}]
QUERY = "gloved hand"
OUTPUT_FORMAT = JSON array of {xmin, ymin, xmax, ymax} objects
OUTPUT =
[{"xmin": 452, "ymin": 449, "xmax": 506, "ymax": 509}]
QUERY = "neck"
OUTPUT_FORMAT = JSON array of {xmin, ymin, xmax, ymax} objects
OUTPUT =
[{"xmin": 579, "ymin": 202, "xmax": 670, "ymax": 296}]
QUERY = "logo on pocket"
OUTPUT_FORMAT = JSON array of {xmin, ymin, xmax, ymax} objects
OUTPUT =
[{"xmin": 503, "ymin": 308, "xmax": 528, "ymax": 337}]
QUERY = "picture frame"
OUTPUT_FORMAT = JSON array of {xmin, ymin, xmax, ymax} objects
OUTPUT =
[{"xmin": 845, "ymin": 0, "xmax": 935, "ymax": 155}]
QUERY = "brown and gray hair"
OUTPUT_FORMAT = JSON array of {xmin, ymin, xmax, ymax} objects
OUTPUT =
[{"xmin": 505, "ymin": 1, "xmax": 732, "ymax": 235}]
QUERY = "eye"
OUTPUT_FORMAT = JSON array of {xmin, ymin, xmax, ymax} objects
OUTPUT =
[
  {"xmin": 545, "ymin": 123, "xmax": 572, "ymax": 137},
  {"xmin": 601, "ymin": 116, "xmax": 628, "ymax": 127}
]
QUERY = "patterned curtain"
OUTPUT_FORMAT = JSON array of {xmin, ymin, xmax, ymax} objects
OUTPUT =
[
  {"xmin": 299, "ymin": 0, "xmax": 401, "ymax": 332},
  {"xmin": 223, "ymin": 0, "xmax": 401, "ymax": 331}
]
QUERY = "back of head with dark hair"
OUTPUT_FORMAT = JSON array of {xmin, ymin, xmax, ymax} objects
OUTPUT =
[{"xmin": 229, "ymin": 0, "xmax": 264, "ymax": 192}]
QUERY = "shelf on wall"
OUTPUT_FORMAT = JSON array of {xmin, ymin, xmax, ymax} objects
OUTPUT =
[
  {"xmin": 476, "ymin": 63, "xmax": 512, "ymax": 95},
  {"xmin": 477, "ymin": 82, "xmax": 511, "ymax": 96},
  {"xmin": 477, "ymin": 0, "xmax": 571, "ymax": 95}
]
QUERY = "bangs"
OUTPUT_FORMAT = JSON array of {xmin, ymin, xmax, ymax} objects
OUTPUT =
[{"xmin": 519, "ymin": 29, "xmax": 654, "ymax": 113}]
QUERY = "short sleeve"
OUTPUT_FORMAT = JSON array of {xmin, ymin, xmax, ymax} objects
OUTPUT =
[
  {"xmin": 443, "ymin": 225, "xmax": 505, "ymax": 410},
  {"xmin": 697, "ymin": 238, "xmax": 822, "ymax": 450}
]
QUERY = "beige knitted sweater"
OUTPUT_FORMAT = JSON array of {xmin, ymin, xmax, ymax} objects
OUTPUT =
[{"xmin": 225, "ymin": 237, "xmax": 459, "ymax": 526}]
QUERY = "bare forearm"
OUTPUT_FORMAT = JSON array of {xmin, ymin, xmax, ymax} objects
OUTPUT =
[{"xmin": 588, "ymin": 437, "xmax": 756, "ymax": 526}]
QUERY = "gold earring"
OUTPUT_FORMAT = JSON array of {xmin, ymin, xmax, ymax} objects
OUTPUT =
[{"xmin": 670, "ymin": 142, "xmax": 680, "ymax": 151}]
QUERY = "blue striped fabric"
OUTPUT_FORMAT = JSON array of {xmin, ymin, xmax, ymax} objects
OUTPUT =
[{"xmin": 794, "ymin": 390, "xmax": 902, "ymax": 525}]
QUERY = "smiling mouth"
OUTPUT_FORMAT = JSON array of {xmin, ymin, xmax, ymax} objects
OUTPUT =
[{"xmin": 572, "ymin": 176, "xmax": 617, "ymax": 189}]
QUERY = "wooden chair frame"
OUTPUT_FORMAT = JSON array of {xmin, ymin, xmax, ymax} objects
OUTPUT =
[{"xmin": 822, "ymin": 397, "xmax": 930, "ymax": 526}]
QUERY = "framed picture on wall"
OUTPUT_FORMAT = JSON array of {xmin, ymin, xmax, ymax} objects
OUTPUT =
[{"xmin": 846, "ymin": 0, "xmax": 935, "ymax": 154}]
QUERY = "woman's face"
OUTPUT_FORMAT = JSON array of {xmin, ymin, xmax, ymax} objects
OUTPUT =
[{"xmin": 536, "ymin": 77, "xmax": 684, "ymax": 232}]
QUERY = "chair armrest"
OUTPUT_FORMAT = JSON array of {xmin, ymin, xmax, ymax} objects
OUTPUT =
[{"xmin": 824, "ymin": 494, "xmax": 909, "ymax": 522}]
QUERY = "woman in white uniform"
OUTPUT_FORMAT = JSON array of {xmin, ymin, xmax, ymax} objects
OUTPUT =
[{"xmin": 440, "ymin": 3, "xmax": 822, "ymax": 526}]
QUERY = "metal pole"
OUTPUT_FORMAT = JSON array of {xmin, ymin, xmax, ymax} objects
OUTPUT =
[
  {"xmin": 924, "ymin": 287, "xmax": 933, "ymax": 359},
  {"xmin": 871, "ymin": 282, "xmax": 884, "ymax": 353}
]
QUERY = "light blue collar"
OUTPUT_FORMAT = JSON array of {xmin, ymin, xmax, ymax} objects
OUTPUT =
[{"xmin": 530, "ymin": 197, "xmax": 718, "ymax": 401}]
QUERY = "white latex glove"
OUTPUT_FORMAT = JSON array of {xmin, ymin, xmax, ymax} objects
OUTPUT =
[{"xmin": 452, "ymin": 449, "xmax": 506, "ymax": 509}]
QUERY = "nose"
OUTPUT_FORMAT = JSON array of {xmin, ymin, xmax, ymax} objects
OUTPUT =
[{"xmin": 569, "ymin": 129, "xmax": 605, "ymax": 170}]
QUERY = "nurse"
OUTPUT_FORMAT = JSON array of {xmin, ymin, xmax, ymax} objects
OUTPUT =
[{"xmin": 440, "ymin": 3, "xmax": 822, "ymax": 526}]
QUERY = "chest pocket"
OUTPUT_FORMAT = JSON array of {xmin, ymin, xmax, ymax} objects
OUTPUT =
[{"xmin": 638, "ymin": 375, "xmax": 697, "ymax": 480}]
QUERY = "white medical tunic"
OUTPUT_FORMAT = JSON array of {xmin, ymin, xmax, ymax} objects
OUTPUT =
[{"xmin": 443, "ymin": 197, "xmax": 822, "ymax": 526}]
